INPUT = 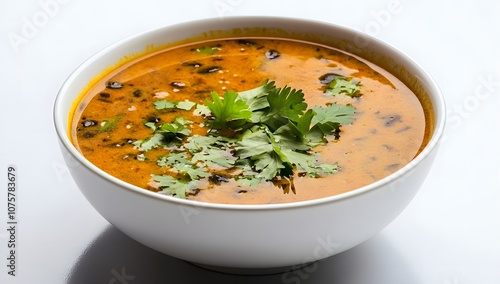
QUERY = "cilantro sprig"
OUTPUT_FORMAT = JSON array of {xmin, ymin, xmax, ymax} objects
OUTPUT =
[
  {"xmin": 135, "ymin": 80, "xmax": 356, "ymax": 198},
  {"xmin": 325, "ymin": 77, "xmax": 362, "ymax": 97},
  {"xmin": 133, "ymin": 116, "xmax": 191, "ymax": 151},
  {"xmin": 205, "ymin": 90, "xmax": 252, "ymax": 130}
]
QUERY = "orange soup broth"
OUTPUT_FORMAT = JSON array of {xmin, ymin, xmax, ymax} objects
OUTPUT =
[{"xmin": 71, "ymin": 38, "xmax": 428, "ymax": 204}]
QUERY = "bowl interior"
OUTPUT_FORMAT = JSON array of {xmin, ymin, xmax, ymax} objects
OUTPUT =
[{"xmin": 54, "ymin": 16, "xmax": 445, "ymax": 209}]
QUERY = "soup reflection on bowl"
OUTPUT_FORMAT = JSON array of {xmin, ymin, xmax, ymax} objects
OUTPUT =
[{"xmin": 54, "ymin": 16, "xmax": 445, "ymax": 272}]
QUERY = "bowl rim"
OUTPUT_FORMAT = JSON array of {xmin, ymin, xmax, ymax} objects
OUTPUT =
[{"xmin": 53, "ymin": 15, "xmax": 446, "ymax": 211}]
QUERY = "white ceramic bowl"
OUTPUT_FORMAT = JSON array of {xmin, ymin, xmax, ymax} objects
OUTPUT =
[{"xmin": 54, "ymin": 16, "xmax": 445, "ymax": 273}]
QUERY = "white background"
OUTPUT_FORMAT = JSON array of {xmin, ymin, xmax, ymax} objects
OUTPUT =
[{"xmin": 1, "ymin": 0, "xmax": 499, "ymax": 283}]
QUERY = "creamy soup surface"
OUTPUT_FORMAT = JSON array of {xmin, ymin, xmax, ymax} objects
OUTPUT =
[{"xmin": 71, "ymin": 38, "xmax": 428, "ymax": 204}]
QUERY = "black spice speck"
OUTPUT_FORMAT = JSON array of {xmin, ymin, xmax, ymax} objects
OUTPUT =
[
  {"xmin": 197, "ymin": 66, "xmax": 221, "ymax": 74},
  {"xmin": 132, "ymin": 90, "xmax": 142, "ymax": 97},
  {"xmin": 81, "ymin": 120, "xmax": 98, "ymax": 127},
  {"xmin": 181, "ymin": 61, "xmax": 203, "ymax": 67},
  {"xmin": 209, "ymin": 174, "xmax": 229, "ymax": 185},
  {"xmin": 265, "ymin": 49, "xmax": 280, "ymax": 60},
  {"xmin": 237, "ymin": 39, "xmax": 257, "ymax": 46},
  {"xmin": 146, "ymin": 116, "xmax": 161, "ymax": 123},
  {"xmin": 106, "ymin": 81, "xmax": 123, "ymax": 89},
  {"xmin": 170, "ymin": 81, "xmax": 186, "ymax": 88},
  {"xmin": 319, "ymin": 73, "xmax": 342, "ymax": 85},
  {"xmin": 83, "ymin": 132, "xmax": 96, "ymax": 138}
]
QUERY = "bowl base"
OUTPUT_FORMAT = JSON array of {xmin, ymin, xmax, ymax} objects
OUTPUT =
[{"xmin": 189, "ymin": 261, "xmax": 316, "ymax": 275}]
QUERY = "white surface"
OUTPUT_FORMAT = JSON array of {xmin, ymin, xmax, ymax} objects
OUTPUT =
[{"xmin": 0, "ymin": 0, "xmax": 499, "ymax": 283}]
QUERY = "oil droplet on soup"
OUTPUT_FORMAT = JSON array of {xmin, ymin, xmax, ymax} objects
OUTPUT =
[{"xmin": 71, "ymin": 38, "xmax": 428, "ymax": 205}]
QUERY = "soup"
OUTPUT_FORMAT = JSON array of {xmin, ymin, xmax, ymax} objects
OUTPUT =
[{"xmin": 71, "ymin": 38, "xmax": 429, "ymax": 205}]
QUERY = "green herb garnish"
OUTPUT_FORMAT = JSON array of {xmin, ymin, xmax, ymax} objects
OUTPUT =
[
  {"xmin": 99, "ymin": 113, "xmax": 124, "ymax": 132},
  {"xmin": 326, "ymin": 77, "xmax": 362, "ymax": 97},
  {"xmin": 133, "ymin": 116, "xmax": 191, "ymax": 151},
  {"xmin": 194, "ymin": 46, "xmax": 221, "ymax": 55},
  {"xmin": 137, "ymin": 81, "xmax": 356, "ymax": 198},
  {"xmin": 154, "ymin": 99, "xmax": 196, "ymax": 111}
]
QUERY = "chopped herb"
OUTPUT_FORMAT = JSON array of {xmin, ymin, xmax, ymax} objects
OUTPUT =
[
  {"xmin": 206, "ymin": 90, "xmax": 252, "ymax": 130},
  {"xmin": 134, "ymin": 117, "xmax": 191, "ymax": 151},
  {"xmin": 176, "ymin": 100, "xmax": 196, "ymax": 110},
  {"xmin": 193, "ymin": 104, "xmax": 211, "ymax": 116},
  {"xmin": 154, "ymin": 100, "xmax": 176, "ymax": 110},
  {"xmin": 154, "ymin": 99, "xmax": 197, "ymax": 111},
  {"xmin": 152, "ymin": 174, "xmax": 196, "ymax": 199},
  {"xmin": 99, "ymin": 113, "xmax": 124, "ymax": 132},
  {"xmin": 261, "ymin": 84, "xmax": 307, "ymax": 130},
  {"xmin": 137, "ymin": 80, "xmax": 356, "ymax": 199},
  {"xmin": 144, "ymin": 122, "xmax": 157, "ymax": 131},
  {"xmin": 194, "ymin": 46, "xmax": 221, "ymax": 55},
  {"xmin": 325, "ymin": 77, "xmax": 362, "ymax": 97}
]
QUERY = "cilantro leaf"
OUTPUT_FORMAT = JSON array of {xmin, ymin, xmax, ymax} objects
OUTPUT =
[
  {"xmin": 326, "ymin": 77, "xmax": 362, "ymax": 97},
  {"xmin": 273, "ymin": 122, "xmax": 310, "ymax": 151},
  {"xmin": 134, "ymin": 133, "xmax": 164, "ymax": 151},
  {"xmin": 99, "ymin": 113, "xmax": 124, "ymax": 132},
  {"xmin": 235, "ymin": 127, "xmax": 273, "ymax": 159},
  {"xmin": 312, "ymin": 104, "xmax": 355, "ymax": 125},
  {"xmin": 144, "ymin": 122, "xmax": 157, "ymax": 131},
  {"xmin": 162, "ymin": 152, "xmax": 190, "ymax": 167},
  {"xmin": 184, "ymin": 135, "xmax": 222, "ymax": 152},
  {"xmin": 295, "ymin": 109, "xmax": 315, "ymax": 136},
  {"xmin": 194, "ymin": 46, "xmax": 221, "ymax": 55},
  {"xmin": 183, "ymin": 135, "xmax": 236, "ymax": 169},
  {"xmin": 140, "ymin": 80, "xmax": 357, "ymax": 198},
  {"xmin": 262, "ymin": 85, "xmax": 307, "ymax": 130},
  {"xmin": 191, "ymin": 148, "xmax": 236, "ymax": 168},
  {"xmin": 235, "ymin": 126, "xmax": 297, "ymax": 180},
  {"xmin": 194, "ymin": 104, "xmax": 211, "ymax": 116},
  {"xmin": 159, "ymin": 121, "xmax": 190, "ymax": 136},
  {"xmin": 155, "ymin": 100, "xmax": 197, "ymax": 111},
  {"xmin": 237, "ymin": 176, "xmax": 265, "ymax": 188},
  {"xmin": 154, "ymin": 100, "xmax": 176, "ymax": 110},
  {"xmin": 253, "ymin": 152, "xmax": 286, "ymax": 180},
  {"xmin": 176, "ymin": 100, "xmax": 196, "ymax": 110},
  {"xmin": 134, "ymin": 117, "xmax": 191, "ymax": 151},
  {"xmin": 308, "ymin": 104, "xmax": 355, "ymax": 140},
  {"xmin": 206, "ymin": 90, "xmax": 252, "ymax": 130},
  {"xmin": 238, "ymin": 80, "xmax": 275, "ymax": 112},
  {"xmin": 157, "ymin": 151, "xmax": 210, "ymax": 180},
  {"xmin": 173, "ymin": 163, "xmax": 210, "ymax": 180},
  {"xmin": 152, "ymin": 174, "xmax": 196, "ymax": 199},
  {"xmin": 281, "ymin": 149, "xmax": 337, "ymax": 177}
]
